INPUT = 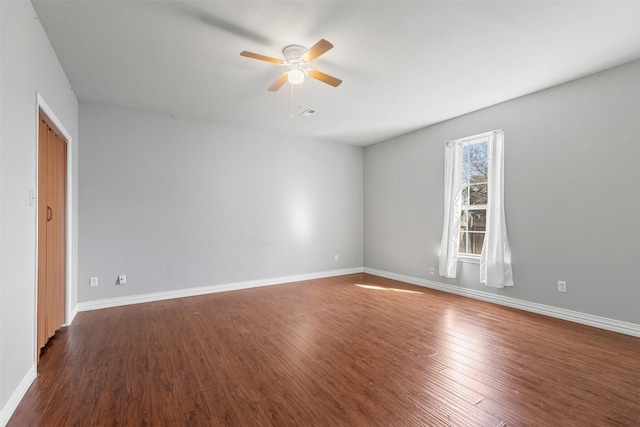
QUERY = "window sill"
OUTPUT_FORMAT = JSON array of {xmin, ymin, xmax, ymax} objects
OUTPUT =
[{"xmin": 458, "ymin": 254, "xmax": 480, "ymax": 264}]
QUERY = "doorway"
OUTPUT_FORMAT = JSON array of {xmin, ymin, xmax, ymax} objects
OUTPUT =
[{"xmin": 37, "ymin": 110, "xmax": 67, "ymax": 359}]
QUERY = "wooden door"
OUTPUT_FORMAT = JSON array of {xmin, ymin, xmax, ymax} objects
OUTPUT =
[{"xmin": 37, "ymin": 115, "xmax": 67, "ymax": 355}]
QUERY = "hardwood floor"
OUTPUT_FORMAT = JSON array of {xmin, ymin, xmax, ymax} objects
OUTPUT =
[{"xmin": 9, "ymin": 273, "xmax": 640, "ymax": 426}]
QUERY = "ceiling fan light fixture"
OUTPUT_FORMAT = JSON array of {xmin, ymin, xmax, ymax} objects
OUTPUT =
[
  {"xmin": 287, "ymin": 69, "xmax": 305, "ymax": 85},
  {"xmin": 241, "ymin": 40, "xmax": 341, "ymax": 91}
]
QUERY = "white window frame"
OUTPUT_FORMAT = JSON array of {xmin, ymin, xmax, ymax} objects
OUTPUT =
[{"xmin": 458, "ymin": 136, "xmax": 489, "ymax": 263}]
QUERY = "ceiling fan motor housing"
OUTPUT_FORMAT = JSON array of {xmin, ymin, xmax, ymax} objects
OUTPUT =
[{"xmin": 283, "ymin": 45, "xmax": 307, "ymax": 66}]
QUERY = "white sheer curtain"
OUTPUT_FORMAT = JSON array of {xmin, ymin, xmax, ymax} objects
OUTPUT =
[
  {"xmin": 438, "ymin": 141, "xmax": 463, "ymax": 278},
  {"xmin": 480, "ymin": 130, "xmax": 514, "ymax": 288}
]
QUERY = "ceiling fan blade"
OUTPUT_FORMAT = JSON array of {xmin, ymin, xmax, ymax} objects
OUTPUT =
[
  {"xmin": 268, "ymin": 73, "xmax": 289, "ymax": 92},
  {"xmin": 300, "ymin": 39, "xmax": 333, "ymax": 62},
  {"xmin": 240, "ymin": 51, "xmax": 284, "ymax": 65},
  {"xmin": 308, "ymin": 69, "xmax": 342, "ymax": 87}
]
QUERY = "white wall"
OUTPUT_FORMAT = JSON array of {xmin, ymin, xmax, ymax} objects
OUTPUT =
[
  {"xmin": 0, "ymin": 0, "xmax": 78, "ymax": 419},
  {"xmin": 364, "ymin": 60, "xmax": 640, "ymax": 325},
  {"xmin": 78, "ymin": 103, "xmax": 363, "ymax": 301}
]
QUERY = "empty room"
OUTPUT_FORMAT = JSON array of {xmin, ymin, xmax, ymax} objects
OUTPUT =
[{"xmin": 1, "ymin": 1, "xmax": 639, "ymax": 426}]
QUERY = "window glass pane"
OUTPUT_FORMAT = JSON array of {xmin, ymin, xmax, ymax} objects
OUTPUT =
[
  {"xmin": 459, "ymin": 231, "xmax": 485, "ymax": 255},
  {"xmin": 468, "ymin": 141, "xmax": 488, "ymax": 185},
  {"xmin": 459, "ymin": 210, "xmax": 468, "ymax": 253},
  {"xmin": 468, "ymin": 183, "xmax": 487, "ymax": 205},
  {"xmin": 460, "ymin": 209, "xmax": 469, "ymax": 226},
  {"xmin": 462, "ymin": 161, "xmax": 469, "ymax": 187},
  {"xmin": 462, "ymin": 186, "xmax": 469, "ymax": 205},
  {"xmin": 467, "ymin": 209, "xmax": 486, "ymax": 231},
  {"xmin": 469, "ymin": 159, "xmax": 488, "ymax": 184},
  {"xmin": 467, "ymin": 232, "xmax": 485, "ymax": 255},
  {"xmin": 459, "ymin": 231, "xmax": 467, "ymax": 253},
  {"xmin": 468, "ymin": 141, "xmax": 488, "ymax": 162}
]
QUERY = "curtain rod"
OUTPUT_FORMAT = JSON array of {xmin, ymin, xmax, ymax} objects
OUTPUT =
[{"xmin": 446, "ymin": 129, "xmax": 503, "ymax": 146}]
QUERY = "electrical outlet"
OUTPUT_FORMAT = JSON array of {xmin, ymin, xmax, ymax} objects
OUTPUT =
[
  {"xmin": 334, "ymin": 254, "xmax": 339, "ymax": 262},
  {"xmin": 118, "ymin": 274, "xmax": 127, "ymax": 285},
  {"xmin": 429, "ymin": 267, "xmax": 435, "ymax": 275},
  {"xmin": 90, "ymin": 277, "xmax": 98, "ymax": 287},
  {"xmin": 558, "ymin": 281, "xmax": 567, "ymax": 293}
]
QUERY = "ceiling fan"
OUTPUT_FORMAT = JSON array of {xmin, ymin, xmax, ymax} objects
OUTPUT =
[{"xmin": 240, "ymin": 39, "xmax": 342, "ymax": 92}]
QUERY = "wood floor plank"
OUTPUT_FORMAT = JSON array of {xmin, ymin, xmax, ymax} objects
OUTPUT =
[{"xmin": 9, "ymin": 273, "xmax": 640, "ymax": 426}]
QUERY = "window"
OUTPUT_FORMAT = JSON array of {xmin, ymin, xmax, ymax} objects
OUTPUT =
[
  {"xmin": 459, "ymin": 139, "xmax": 488, "ymax": 256},
  {"xmin": 438, "ymin": 129, "xmax": 514, "ymax": 288}
]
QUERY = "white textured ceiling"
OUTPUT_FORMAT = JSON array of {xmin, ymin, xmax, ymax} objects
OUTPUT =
[{"xmin": 32, "ymin": 1, "xmax": 640, "ymax": 146}]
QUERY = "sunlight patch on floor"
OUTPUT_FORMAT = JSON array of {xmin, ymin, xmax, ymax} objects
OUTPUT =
[{"xmin": 354, "ymin": 284, "xmax": 423, "ymax": 294}]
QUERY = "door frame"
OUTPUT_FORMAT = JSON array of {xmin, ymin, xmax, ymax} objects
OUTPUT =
[{"xmin": 34, "ymin": 93, "xmax": 74, "ymax": 364}]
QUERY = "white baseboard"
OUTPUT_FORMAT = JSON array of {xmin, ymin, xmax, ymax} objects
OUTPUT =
[
  {"xmin": 73, "ymin": 265, "xmax": 640, "ymax": 337},
  {"xmin": 63, "ymin": 303, "xmax": 78, "ymax": 327},
  {"xmin": 364, "ymin": 267, "xmax": 640, "ymax": 338},
  {"xmin": 0, "ymin": 365, "xmax": 36, "ymax": 427},
  {"xmin": 77, "ymin": 267, "xmax": 364, "ymax": 312}
]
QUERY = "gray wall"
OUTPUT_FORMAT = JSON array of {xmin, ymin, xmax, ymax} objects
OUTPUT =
[
  {"xmin": 0, "ymin": 0, "xmax": 79, "ymax": 414},
  {"xmin": 78, "ymin": 103, "xmax": 363, "ymax": 302},
  {"xmin": 364, "ymin": 60, "xmax": 640, "ymax": 324}
]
